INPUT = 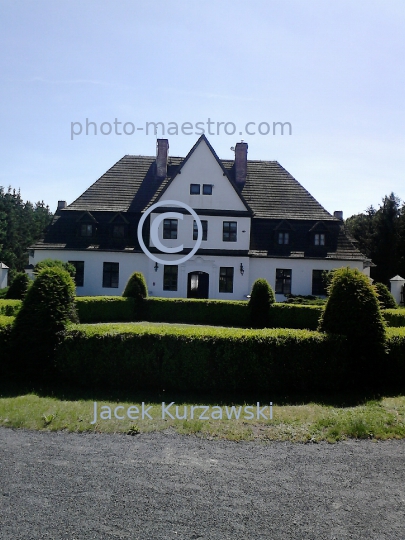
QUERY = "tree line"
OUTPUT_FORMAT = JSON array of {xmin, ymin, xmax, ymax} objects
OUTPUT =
[
  {"xmin": 0, "ymin": 186, "xmax": 53, "ymax": 281},
  {"xmin": 345, "ymin": 193, "xmax": 405, "ymax": 285}
]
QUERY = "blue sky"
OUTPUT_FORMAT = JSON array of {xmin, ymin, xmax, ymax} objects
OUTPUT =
[{"xmin": 0, "ymin": 0, "xmax": 404, "ymax": 218}]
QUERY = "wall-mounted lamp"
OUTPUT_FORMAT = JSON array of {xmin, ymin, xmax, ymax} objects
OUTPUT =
[
  {"xmin": 240, "ymin": 263, "xmax": 244, "ymax": 276},
  {"xmin": 154, "ymin": 262, "xmax": 159, "ymax": 272}
]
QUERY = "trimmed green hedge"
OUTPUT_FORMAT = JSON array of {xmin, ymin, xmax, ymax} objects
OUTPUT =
[
  {"xmin": 270, "ymin": 304, "xmax": 322, "ymax": 330},
  {"xmin": 0, "ymin": 315, "xmax": 14, "ymax": 378},
  {"xmin": 75, "ymin": 296, "xmax": 323, "ymax": 329},
  {"xmin": 383, "ymin": 309, "xmax": 405, "ymax": 328},
  {"xmin": 55, "ymin": 323, "xmax": 348, "ymax": 392},
  {"xmin": 0, "ymin": 300, "xmax": 22, "ymax": 317},
  {"xmin": 145, "ymin": 297, "xmax": 249, "ymax": 327},
  {"xmin": 76, "ymin": 296, "xmax": 136, "ymax": 323}
]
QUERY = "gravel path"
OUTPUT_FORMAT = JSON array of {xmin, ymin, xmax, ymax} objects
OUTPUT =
[{"xmin": 1, "ymin": 428, "xmax": 405, "ymax": 539}]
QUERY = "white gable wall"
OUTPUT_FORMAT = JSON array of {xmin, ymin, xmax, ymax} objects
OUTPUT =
[{"xmin": 161, "ymin": 139, "xmax": 246, "ymax": 212}]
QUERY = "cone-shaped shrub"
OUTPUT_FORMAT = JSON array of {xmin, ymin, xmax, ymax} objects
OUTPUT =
[
  {"xmin": 11, "ymin": 267, "xmax": 77, "ymax": 379},
  {"xmin": 318, "ymin": 267, "xmax": 387, "ymax": 387},
  {"xmin": 122, "ymin": 272, "xmax": 148, "ymax": 301},
  {"xmin": 374, "ymin": 282, "xmax": 397, "ymax": 309},
  {"xmin": 5, "ymin": 272, "xmax": 30, "ymax": 300},
  {"xmin": 248, "ymin": 278, "xmax": 275, "ymax": 328}
]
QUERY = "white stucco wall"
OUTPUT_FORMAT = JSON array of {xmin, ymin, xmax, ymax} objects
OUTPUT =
[
  {"xmin": 160, "ymin": 139, "xmax": 247, "ymax": 212},
  {"xmin": 249, "ymin": 257, "xmax": 365, "ymax": 300},
  {"xmin": 30, "ymin": 248, "xmax": 366, "ymax": 301}
]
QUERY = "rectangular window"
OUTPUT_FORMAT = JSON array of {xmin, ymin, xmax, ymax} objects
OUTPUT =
[
  {"xmin": 223, "ymin": 221, "xmax": 237, "ymax": 242},
  {"xmin": 163, "ymin": 265, "xmax": 178, "ymax": 291},
  {"xmin": 163, "ymin": 219, "xmax": 178, "ymax": 239},
  {"xmin": 190, "ymin": 184, "xmax": 200, "ymax": 194},
  {"xmin": 80, "ymin": 224, "xmax": 93, "ymax": 237},
  {"xmin": 275, "ymin": 269, "xmax": 292, "ymax": 294},
  {"xmin": 68, "ymin": 261, "xmax": 84, "ymax": 287},
  {"xmin": 112, "ymin": 224, "xmax": 125, "ymax": 238},
  {"xmin": 312, "ymin": 270, "xmax": 327, "ymax": 295},
  {"xmin": 193, "ymin": 220, "xmax": 208, "ymax": 241},
  {"xmin": 278, "ymin": 232, "xmax": 289, "ymax": 245},
  {"xmin": 219, "ymin": 267, "xmax": 234, "ymax": 293},
  {"xmin": 102, "ymin": 262, "xmax": 119, "ymax": 288},
  {"xmin": 314, "ymin": 233, "xmax": 325, "ymax": 246},
  {"xmin": 203, "ymin": 184, "xmax": 212, "ymax": 195}
]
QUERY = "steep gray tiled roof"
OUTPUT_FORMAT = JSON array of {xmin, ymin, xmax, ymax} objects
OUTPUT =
[{"xmin": 67, "ymin": 154, "xmax": 334, "ymax": 221}]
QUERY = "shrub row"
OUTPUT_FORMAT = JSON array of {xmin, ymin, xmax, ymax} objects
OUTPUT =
[
  {"xmin": 0, "ymin": 300, "xmax": 22, "ymax": 317},
  {"xmin": 55, "ymin": 324, "xmax": 348, "ymax": 393},
  {"xmin": 75, "ymin": 296, "xmax": 323, "ymax": 329},
  {"xmin": 383, "ymin": 309, "xmax": 405, "ymax": 327},
  {"xmin": 75, "ymin": 296, "xmax": 136, "ymax": 323}
]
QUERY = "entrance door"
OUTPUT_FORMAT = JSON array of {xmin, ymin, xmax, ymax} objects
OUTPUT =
[{"xmin": 187, "ymin": 271, "xmax": 209, "ymax": 299}]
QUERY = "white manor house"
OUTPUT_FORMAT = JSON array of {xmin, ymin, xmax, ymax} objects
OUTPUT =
[{"xmin": 29, "ymin": 136, "xmax": 370, "ymax": 300}]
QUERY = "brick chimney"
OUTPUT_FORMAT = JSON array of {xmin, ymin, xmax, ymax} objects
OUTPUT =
[
  {"xmin": 235, "ymin": 141, "xmax": 248, "ymax": 188},
  {"xmin": 57, "ymin": 201, "xmax": 67, "ymax": 210},
  {"xmin": 156, "ymin": 139, "xmax": 169, "ymax": 178}
]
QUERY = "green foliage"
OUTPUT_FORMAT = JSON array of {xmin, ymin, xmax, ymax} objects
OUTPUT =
[
  {"xmin": 346, "ymin": 193, "xmax": 405, "ymax": 283},
  {"xmin": 74, "ymin": 295, "xmax": 326, "ymax": 329},
  {"xmin": 5, "ymin": 272, "xmax": 30, "ymax": 299},
  {"xmin": 76, "ymin": 296, "xmax": 136, "ymax": 323},
  {"xmin": 319, "ymin": 267, "xmax": 387, "ymax": 387},
  {"xmin": 374, "ymin": 282, "xmax": 397, "ymax": 309},
  {"xmin": 382, "ymin": 309, "xmax": 405, "ymax": 327},
  {"xmin": 34, "ymin": 258, "xmax": 76, "ymax": 278},
  {"xmin": 0, "ymin": 315, "xmax": 14, "ymax": 378},
  {"xmin": 270, "ymin": 304, "xmax": 323, "ymax": 330},
  {"xmin": 0, "ymin": 299, "xmax": 22, "ymax": 316},
  {"xmin": 0, "ymin": 287, "xmax": 9, "ymax": 299},
  {"xmin": 248, "ymin": 278, "xmax": 275, "ymax": 328},
  {"xmin": 55, "ymin": 324, "xmax": 348, "ymax": 393},
  {"xmin": 11, "ymin": 267, "xmax": 77, "ymax": 379},
  {"xmin": 0, "ymin": 186, "xmax": 52, "ymax": 272},
  {"xmin": 146, "ymin": 297, "xmax": 249, "ymax": 327},
  {"xmin": 284, "ymin": 294, "xmax": 327, "ymax": 305},
  {"xmin": 122, "ymin": 271, "xmax": 148, "ymax": 301}
]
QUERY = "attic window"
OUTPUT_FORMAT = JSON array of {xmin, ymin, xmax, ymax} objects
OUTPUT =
[
  {"xmin": 203, "ymin": 184, "xmax": 212, "ymax": 195},
  {"xmin": 314, "ymin": 233, "xmax": 325, "ymax": 246},
  {"xmin": 278, "ymin": 232, "xmax": 289, "ymax": 245},
  {"xmin": 112, "ymin": 225, "xmax": 125, "ymax": 238},
  {"xmin": 190, "ymin": 184, "xmax": 200, "ymax": 195},
  {"xmin": 80, "ymin": 224, "xmax": 93, "ymax": 237}
]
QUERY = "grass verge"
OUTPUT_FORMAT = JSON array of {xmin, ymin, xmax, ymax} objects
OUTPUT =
[{"xmin": 1, "ymin": 386, "xmax": 404, "ymax": 443}]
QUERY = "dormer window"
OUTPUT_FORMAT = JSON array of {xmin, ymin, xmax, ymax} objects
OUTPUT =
[
  {"xmin": 203, "ymin": 184, "xmax": 212, "ymax": 195},
  {"xmin": 314, "ymin": 233, "xmax": 325, "ymax": 246},
  {"xmin": 278, "ymin": 232, "xmax": 289, "ymax": 245},
  {"xmin": 190, "ymin": 184, "xmax": 200, "ymax": 194},
  {"xmin": 80, "ymin": 224, "xmax": 93, "ymax": 237},
  {"xmin": 112, "ymin": 224, "xmax": 125, "ymax": 238}
]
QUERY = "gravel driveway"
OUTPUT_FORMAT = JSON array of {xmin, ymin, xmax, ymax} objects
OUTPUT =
[{"xmin": 1, "ymin": 427, "xmax": 405, "ymax": 539}]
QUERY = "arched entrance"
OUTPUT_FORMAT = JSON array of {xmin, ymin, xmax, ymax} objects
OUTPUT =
[{"xmin": 187, "ymin": 271, "xmax": 209, "ymax": 299}]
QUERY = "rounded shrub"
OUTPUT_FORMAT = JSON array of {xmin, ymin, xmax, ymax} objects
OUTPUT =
[
  {"xmin": 5, "ymin": 272, "xmax": 30, "ymax": 299},
  {"xmin": 11, "ymin": 267, "xmax": 77, "ymax": 379},
  {"xmin": 318, "ymin": 267, "xmax": 387, "ymax": 388},
  {"xmin": 374, "ymin": 282, "xmax": 397, "ymax": 309},
  {"xmin": 122, "ymin": 272, "xmax": 148, "ymax": 301},
  {"xmin": 248, "ymin": 278, "xmax": 275, "ymax": 328}
]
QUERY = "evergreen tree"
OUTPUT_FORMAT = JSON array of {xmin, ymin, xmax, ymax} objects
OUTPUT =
[{"xmin": 0, "ymin": 186, "xmax": 52, "ymax": 272}]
